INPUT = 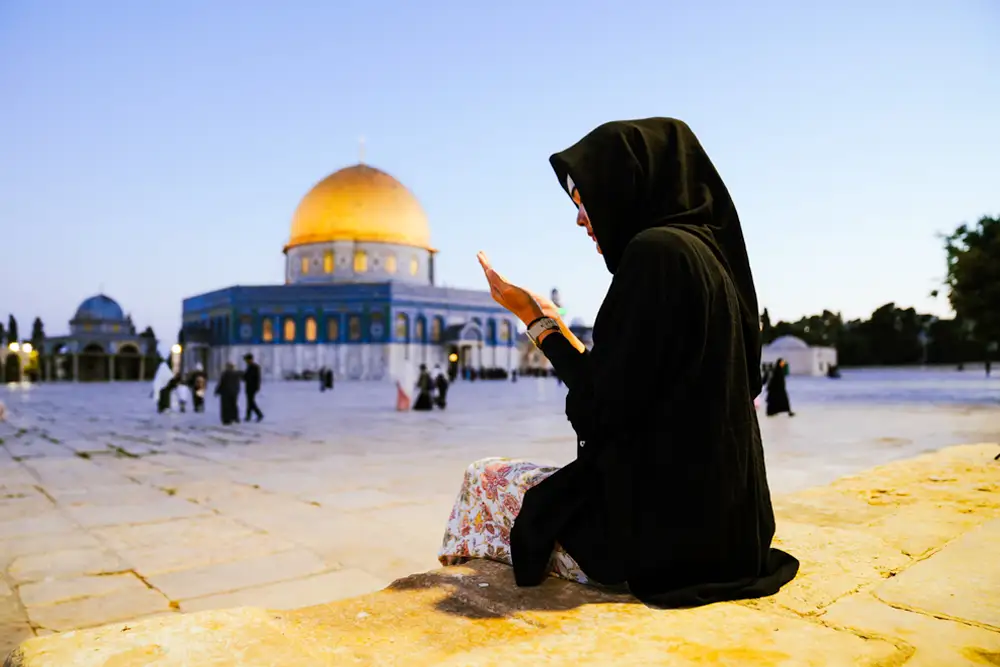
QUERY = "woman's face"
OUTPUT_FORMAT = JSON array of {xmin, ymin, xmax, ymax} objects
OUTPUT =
[{"xmin": 571, "ymin": 187, "xmax": 602, "ymax": 255}]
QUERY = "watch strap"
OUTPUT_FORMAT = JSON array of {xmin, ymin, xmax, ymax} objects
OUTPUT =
[{"xmin": 527, "ymin": 317, "xmax": 560, "ymax": 346}]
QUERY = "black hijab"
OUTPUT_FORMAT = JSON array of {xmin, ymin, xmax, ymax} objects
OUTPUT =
[{"xmin": 549, "ymin": 118, "xmax": 762, "ymax": 394}]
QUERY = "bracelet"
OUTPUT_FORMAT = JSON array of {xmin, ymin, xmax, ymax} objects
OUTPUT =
[{"xmin": 526, "ymin": 316, "xmax": 547, "ymax": 330}]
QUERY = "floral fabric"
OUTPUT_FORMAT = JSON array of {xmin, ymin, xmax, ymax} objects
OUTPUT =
[{"xmin": 438, "ymin": 457, "xmax": 592, "ymax": 585}]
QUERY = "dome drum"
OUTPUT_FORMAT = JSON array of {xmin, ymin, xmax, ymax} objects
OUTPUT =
[{"xmin": 285, "ymin": 240, "xmax": 435, "ymax": 286}]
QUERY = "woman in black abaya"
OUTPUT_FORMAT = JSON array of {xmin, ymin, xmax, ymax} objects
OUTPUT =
[
  {"xmin": 766, "ymin": 358, "xmax": 795, "ymax": 417},
  {"xmin": 438, "ymin": 117, "xmax": 798, "ymax": 607}
]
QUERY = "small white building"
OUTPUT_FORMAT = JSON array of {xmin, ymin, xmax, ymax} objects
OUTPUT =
[{"xmin": 761, "ymin": 335, "xmax": 837, "ymax": 377}]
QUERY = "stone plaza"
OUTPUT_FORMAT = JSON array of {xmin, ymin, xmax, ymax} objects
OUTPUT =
[{"xmin": 1, "ymin": 371, "xmax": 998, "ymax": 658}]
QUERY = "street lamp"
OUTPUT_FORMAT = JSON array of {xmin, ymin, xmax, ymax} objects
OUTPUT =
[
  {"xmin": 6, "ymin": 342, "xmax": 29, "ymax": 383},
  {"xmin": 170, "ymin": 344, "xmax": 183, "ymax": 374}
]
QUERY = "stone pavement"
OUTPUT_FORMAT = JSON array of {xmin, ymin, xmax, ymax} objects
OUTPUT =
[
  {"xmin": 6, "ymin": 444, "xmax": 999, "ymax": 666},
  {"xmin": 0, "ymin": 379, "xmax": 997, "ymax": 657}
]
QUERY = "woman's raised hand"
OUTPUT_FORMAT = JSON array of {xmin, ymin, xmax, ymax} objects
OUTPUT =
[{"xmin": 477, "ymin": 251, "xmax": 544, "ymax": 324}]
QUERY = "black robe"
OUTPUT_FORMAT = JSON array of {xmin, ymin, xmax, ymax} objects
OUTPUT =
[
  {"xmin": 434, "ymin": 373, "xmax": 449, "ymax": 408},
  {"xmin": 511, "ymin": 118, "xmax": 798, "ymax": 608},
  {"xmin": 413, "ymin": 371, "xmax": 433, "ymax": 411},
  {"xmin": 214, "ymin": 369, "xmax": 241, "ymax": 425},
  {"xmin": 766, "ymin": 367, "xmax": 792, "ymax": 416}
]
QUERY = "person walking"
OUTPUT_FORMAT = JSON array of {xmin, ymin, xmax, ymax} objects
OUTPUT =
[{"xmin": 243, "ymin": 354, "xmax": 264, "ymax": 422}]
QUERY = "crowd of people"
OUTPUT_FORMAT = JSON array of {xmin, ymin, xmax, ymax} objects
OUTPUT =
[{"xmin": 151, "ymin": 353, "xmax": 264, "ymax": 425}]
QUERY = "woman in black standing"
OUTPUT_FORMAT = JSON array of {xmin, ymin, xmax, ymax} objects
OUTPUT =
[
  {"xmin": 766, "ymin": 358, "xmax": 795, "ymax": 417},
  {"xmin": 439, "ymin": 117, "xmax": 798, "ymax": 608}
]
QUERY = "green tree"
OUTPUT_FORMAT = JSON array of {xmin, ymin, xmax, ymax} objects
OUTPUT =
[
  {"xmin": 7, "ymin": 315, "xmax": 18, "ymax": 346},
  {"xmin": 30, "ymin": 317, "xmax": 45, "ymax": 352},
  {"xmin": 943, "ymin": 215, "xmax": 1000, "ymax": 349},
  {"xmin": 760, "ymin": 308, "xmax": 773, "ymax": 343}
]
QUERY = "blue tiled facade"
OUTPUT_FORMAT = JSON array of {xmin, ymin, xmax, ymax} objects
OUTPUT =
[
  {"xmin": 181, "ymin": 282, "xmax": 514, "ymax": 348},
  {"xmin": 181, "ymin": 281, "xmax": 517, "ymax": 381}
]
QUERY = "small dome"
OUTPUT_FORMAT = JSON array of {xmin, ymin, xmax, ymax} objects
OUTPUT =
[
  {"xmin": 768, "ymin": 335, "xmax": 809, "ymax": 350},
  {"xmin": 74, "ymin": 294, "xmax": 125, "ymax": 322},
  {"xmin": 286, "ymin": 164, "xmax": 432, "ymax": 251}
]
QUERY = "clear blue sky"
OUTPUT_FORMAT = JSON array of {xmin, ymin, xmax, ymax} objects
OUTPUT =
[{"xmin": 2, "ymin": 0, "xmax": 997, "ymax": 349}]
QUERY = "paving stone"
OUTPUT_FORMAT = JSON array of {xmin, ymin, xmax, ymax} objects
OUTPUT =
[
  {"xmin": 9, "ymin": 547, "xmax": 126, "ymax": 584},
  {"xmin": 180, "ymin": 568, "xmax": 389, "ymax": 613},
  {"xmin": 18, "ymin": 572, "xmax": 139, "ymax": 607},
  {"xmin": 0, "ymin": 531, "xmax": 104, "ymax": 569},
  {"xmin": 874, "ymin": 518, "xmax": 1000, "ymax": 630},
  {"xmin": 24, "ymin": 581, "xmax": 170, "ymax": 632},
  {"xmin": 143, "ymin": 548, "xmax": 332, "ymax": 602},
  {"xmin": 0, "ymin": 623, "xmax": 33, "ymax": 662},
  {"xmin": 0, "ymin": 513, "xmax": 80, "ymax": 541},
  {"xmin": 62, "ymin": 498, "xmax": 208, "ymax": 528},
  {"xmin": 823, "ymin": 591, "xmax": 1000, "ymax": 666},
  {"xmin": 306, "ymin": 487, "xmax": 421, "ymax": 511}
]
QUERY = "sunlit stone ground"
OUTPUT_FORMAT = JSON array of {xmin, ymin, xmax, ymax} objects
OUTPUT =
[{"xmin": 0, "ymin": 369, "xmax": 997, "ymax": 646}]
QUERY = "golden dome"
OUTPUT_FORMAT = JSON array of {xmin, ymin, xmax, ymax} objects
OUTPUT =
[{"xmin": 285, "ymin": 164, "xmax": 432, "ymax": 252}]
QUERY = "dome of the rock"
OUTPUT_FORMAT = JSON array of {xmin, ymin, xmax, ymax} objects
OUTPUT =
[{"xmin": 285, "ymin": 164, "xmax": 432, "ymax": 251}]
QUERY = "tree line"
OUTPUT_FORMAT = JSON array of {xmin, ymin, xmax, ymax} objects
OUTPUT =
[{"xmin": 761, "ymin": 215, "xmax": 999, "ymax": 368}]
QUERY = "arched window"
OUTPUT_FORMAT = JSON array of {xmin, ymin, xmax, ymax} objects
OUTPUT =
[
  {"xmin": 326, "ymin": 316, "xmax": 340, "ymax": 342},
  {"xmin": 395, "ymin": 313, "xmax": 410, "ymax": 342},
  {"xmin": 300, "ymin": 256, "xmax": 310, "ymax": 274},
  {"xmin": 348, "ymin": 315, "xmax": 362, "ymax": 341},
  {"xmin": 323, "ymin": 251, "xmax": 334, "ymax": 273},
  {"xmin": 283, "ymin": 317, "xmax": 296, "ymax": 342},
  {"xmin": 262, "ymin": 318, "xmax": 274, "ymax": 343},
  {"xmin": 354, "ymin": 250, "xmax": 368, "ymax": 273},
  {"xmin": 409, "ymin": 256, "xmax": 419, "ymax": 276},
  {"xmin": 430, "ymin": 316, "xmax": 443, "ymax": 343},
  {"xmin": 499, "ymin": 319, "xmax": 512, "ymax": 343},
  {"xmin": 370, "ymin": 312, "xmax": 385, "ymax": 340},
  {"xmin": 414, "ymin": 315, "xmax": 427, "ymax": 343},
  {"xmin": 305, "ymin": 316, "xmax": 317, "ymax": 342},
  {"xmin": 385, "ymin": 253, "xmax": 397, "ymax": 274},
  {"xmin": 486, "ymin": 319, "xmax": 497, "ymax": 345}
]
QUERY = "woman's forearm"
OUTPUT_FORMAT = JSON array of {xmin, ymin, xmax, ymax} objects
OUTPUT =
[{"xmin": 538, "ymin": 329, "xmax": 590, "ymax": 391}]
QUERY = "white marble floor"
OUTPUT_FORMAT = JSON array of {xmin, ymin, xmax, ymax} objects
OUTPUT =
[{"xmin": 0, "ymin": 371, "xmax": 997, "ymax": 647}]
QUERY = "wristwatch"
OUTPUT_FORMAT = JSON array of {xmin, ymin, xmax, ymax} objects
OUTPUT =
[{"xmin": 526, "ymin": 317, "xmax": 561, "ymax": 347}]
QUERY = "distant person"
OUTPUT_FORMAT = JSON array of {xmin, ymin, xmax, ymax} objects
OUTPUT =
[
  {"xmin": 326, "ymin": 367, "xmax": 334, "ymax": 391},
  {"xmin": 152, "ymin": 362, "xmax": 174, "ymax": 413},
  {"xmin": 439, "ymin": 118, "xmax": 798, "ymax": 607},
  {"xmin": 188, "ymin": 363, "xmax": 207, "ymax": 413},
  {"xmin": 512, "ymin": 369, "xmax": 518, "ymax": 383},
  {"xmin": 766, "ymin": 358, "xmax": 794, "ymax": 417},
  {"xmin": 433, "ymin": 364, "xmax": 450, "ymax": 409},
  {"xmin": 215, "ymin": 362, "xmax": 241, "ymax": 425},
  {"xmin": 986, "ymin": 360, "xmax": 992, "ymax": 378},
  {"xmin": 318, "ymin": 367, "xmax": 328, "ymax": 393},
  {"xmin": 396, "ymin": 365, "xmax": 415, "ymax": 411},
  {"xmin": 413, "ymin": 364, "xmax": 434, "ymax": 411},
  {"xmin": 174, "ymin": 376, "xmax": 191, "ymax": 412},
  {"xmin": 243, "ymin": 354, "xmax": 264, "ymax": 422}
]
